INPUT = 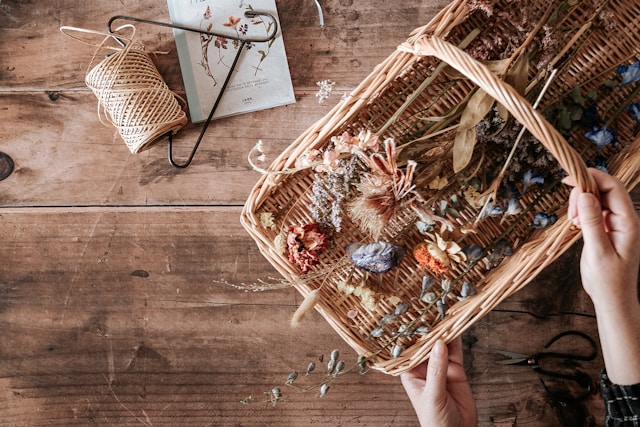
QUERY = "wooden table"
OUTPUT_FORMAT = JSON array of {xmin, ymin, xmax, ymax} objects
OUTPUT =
[{"xmin": 1, "ymin": 1, "xmax": 637, "ymax": 425}]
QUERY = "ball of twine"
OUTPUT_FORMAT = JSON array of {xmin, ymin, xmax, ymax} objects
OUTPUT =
[{"xmin": 85, "ymin": 40, "xmax": 187, "ymax": 154}]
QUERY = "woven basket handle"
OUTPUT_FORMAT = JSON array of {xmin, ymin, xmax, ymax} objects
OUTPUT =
[{"xmin": 409, "ymin": 36, "xmax": 599, "ymax": 196}]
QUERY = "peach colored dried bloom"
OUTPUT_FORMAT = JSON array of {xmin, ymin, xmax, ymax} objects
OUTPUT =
[{"xmin": 286, "ymin": 224, "xmax": 329, "ymax": 273}]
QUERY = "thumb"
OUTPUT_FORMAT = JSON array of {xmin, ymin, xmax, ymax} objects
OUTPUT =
[
  {"xmin": 577, "ymin": 192, "xmax": 610, "ymax": 251},
  {"xmin": 425, "ymin": 340, "xmax": 449, "ymax": 404}
]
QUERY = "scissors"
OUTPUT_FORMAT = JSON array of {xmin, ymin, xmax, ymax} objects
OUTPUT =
[{"xmin": 496, "ymin": 330, "xmax": 598, "ymax": 404}]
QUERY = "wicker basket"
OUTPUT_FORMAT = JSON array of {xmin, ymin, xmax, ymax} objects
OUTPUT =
[{"xmin": 241, "ymin": 0, "xmax": 640, "ymax": 375}]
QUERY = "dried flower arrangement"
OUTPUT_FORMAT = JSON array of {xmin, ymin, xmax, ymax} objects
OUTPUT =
[{"xmin": 241, "ymin": 0, "xmax": 640, "ymax": 401}]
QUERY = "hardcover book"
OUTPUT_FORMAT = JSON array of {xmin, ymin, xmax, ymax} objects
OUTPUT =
[{"xmin": 166, "ymin": 0, "xmax": 295, "ymax": 123}]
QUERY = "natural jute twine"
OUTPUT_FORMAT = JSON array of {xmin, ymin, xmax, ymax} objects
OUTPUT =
[{"xmin": 62, "ymin": 25, "xmax": 187, "ymax": 154}]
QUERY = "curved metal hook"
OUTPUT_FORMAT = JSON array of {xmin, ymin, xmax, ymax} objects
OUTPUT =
[
  {"xmin": 106, "ymin": 12, "xmax": 279, "ymax": 168},
  {"xmin": 107, "ymin": 12, "xmax": 278, "ymax": 47}
]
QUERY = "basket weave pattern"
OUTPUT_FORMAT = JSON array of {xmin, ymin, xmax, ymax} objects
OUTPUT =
[{"xmin": 242, "ymin": 0, "xmax": 640, "ymax": 375}]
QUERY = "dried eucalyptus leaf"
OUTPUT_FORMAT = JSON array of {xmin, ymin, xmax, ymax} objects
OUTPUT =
[
  {"xmin": 459, "ymin": 89, "xmax": 495, "ymax": 130},
  {"xmin": 453, "ymin": 127, "xmax": 478, "ymax": 173},
  {"xmin": 498, "ymin": 52, "xmax": 529, "ymax": 120}
]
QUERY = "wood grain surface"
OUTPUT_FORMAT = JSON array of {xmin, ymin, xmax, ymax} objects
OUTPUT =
[{"xmin": 1, "ymin": 0, "xmax": 637, "ymax": 425}]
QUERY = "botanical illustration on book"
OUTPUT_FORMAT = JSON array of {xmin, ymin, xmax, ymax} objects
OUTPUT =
[{"xmin": 167, "ymin": 0, "xmax": 295, "ymax": 122}]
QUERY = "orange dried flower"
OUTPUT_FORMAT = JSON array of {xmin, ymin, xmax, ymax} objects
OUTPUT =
[{"xmin": 413, "ymin": 242, "xmax": 449, "ymax": 274}]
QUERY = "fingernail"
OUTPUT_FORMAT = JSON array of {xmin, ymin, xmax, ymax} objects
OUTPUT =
[{"xmin": 433, "ymin": 340, "xmax": 445, "ymax": 357}]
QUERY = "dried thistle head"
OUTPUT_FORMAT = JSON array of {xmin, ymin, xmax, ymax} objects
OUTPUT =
[{"xmin": 349, "ymin": 138, "xmax": 418, "ymax": 238}]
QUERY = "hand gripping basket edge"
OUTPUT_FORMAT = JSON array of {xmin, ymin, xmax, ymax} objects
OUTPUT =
[{"xmin": 241, "ymin": 0, "xmax": 640, "ymax": 375}]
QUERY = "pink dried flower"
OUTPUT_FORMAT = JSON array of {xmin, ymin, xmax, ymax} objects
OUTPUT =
[{"xmin": 286, "ymin": 224, "xmax": 329, "ymax": 273}]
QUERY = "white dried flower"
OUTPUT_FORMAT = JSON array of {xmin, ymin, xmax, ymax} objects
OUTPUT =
[{"xmin": 316, "ymin": 80, "xmax": 336, "ymax": 103}]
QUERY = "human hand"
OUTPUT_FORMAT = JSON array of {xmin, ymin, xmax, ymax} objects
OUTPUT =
[
  {"xmin": 565, "ymin": 168, "xmax": 640, "ymax": 385},
  {"xmin": 401, "ymin": 338, "xmax": 477, "ymax": 427},
  {"xmin": 564, "ymin": 168, "xmax": 640, "ymax": 305}
]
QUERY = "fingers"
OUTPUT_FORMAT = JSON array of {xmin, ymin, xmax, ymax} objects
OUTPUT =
[
  {"xmin": 575, "ymin": 192, "xmax": 612, "ymax": 253},
  {"xmin": 447, "ymin": 336, "xmax": 464, "ymax": 366},
  {"xmin": 424, "ymin": 340, "xmax": 449, "ymax": 401}
]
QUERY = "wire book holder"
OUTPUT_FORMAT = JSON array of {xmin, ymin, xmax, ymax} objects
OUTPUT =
[{"xmin": 106, "ymin": 13, "xmax": 278, "ymax": 168}]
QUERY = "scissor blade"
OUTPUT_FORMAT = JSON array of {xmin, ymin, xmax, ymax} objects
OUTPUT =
[{"xmin": 495, "ymin": 350, "xmax": 528, "ymax": 364}]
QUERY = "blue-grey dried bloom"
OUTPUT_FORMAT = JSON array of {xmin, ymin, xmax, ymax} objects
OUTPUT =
[
  {"xmin": 489, "ymin": 239, "xmax": 513, "ymax": 268},
  {"xmin": 416, "ymin": 220, "xmax": 434, "ymax": 235},
  {"xmin": 503, "ymin": 198, "xmax": 523, "ymax": 220},
  {"xmin": 585, "ymin": 126, "xmax": 618, "ymax": 151},
  {"xmin": 357, "ymin": 356, "xmax": 369, "ymax": 374},
  {"xmin": 333, "ymin": 360, "xmax": 345, "ymax": 377},
  {"xmin": 330, "ymin": 349, "xmax": 340, "ymax": 362},
  {"xmin": 627, "ymin": 102, "xmax": 640, "ymax": 125},
  {"xmin": 422, "ymin": 291, "xmax": 438, "ymax": 304},
  {"xmin": 464, "ymin": 245, "xmax": 483, "ymax": 267},
  {"xmin": 532, "ymin": 212, "xmax": 558, "ymax": 229},
  {"xmin": 617, "ymin": 61, "xmax": 640, "ymax": 86},
  {"xmin": 346, "ymin": 241, "xmax": 406, "ymax": 274},
  {"xmin": 480, "ymin": 200, "xmax": 503, "ymax": 219},
  {"xmin": 589, "ymin": 155, "xmax": 609, "ymax": 174},
  {"xmin": 522, "ymin": 170, "xmax": 544, "ymax": 194}
]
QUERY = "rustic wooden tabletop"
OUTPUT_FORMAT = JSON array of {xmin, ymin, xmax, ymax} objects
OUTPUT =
[{"xmin": 1, "ymin": 1, "xmax": 638, "ymax": 425}]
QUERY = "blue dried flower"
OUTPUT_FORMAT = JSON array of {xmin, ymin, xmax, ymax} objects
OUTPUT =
[
  {"xmin": 585, "ymin": 126, "xmax": 618, "ymax": 151},
  {"xmin": 522, "ymin": 170, "xmax": 544, "ymax": 194},
  {"xmin": 346, "ymin": 241, "xmax": 406, "ymax": 274},
  {"xmin": 503, "ymin": 198, "xmax": 523, "ymax": 218},
  {"xmin": 617, "ymin": 61, "xmax": 640, "ymax": 86},
  {"xmin": 580, "ymin": 104, "xmax": 601, "ymax": 128},
  {"xmin": 627, "ymin": 102, "xmax": 640, "ymax": 124},
  {"xmin": 479, "ymin": 201, "xmax": 503, "ymax": 219},
  {"xmin": 589, "ymin": 155, "xmax": 609, "ymax": 174},
  {"xmin": 464, "ymin": 245, "xmax": 483, "ymax": 267},
  {"xmin": 531, "ymin": 212, "xmax": 558, "ymax": 229}
]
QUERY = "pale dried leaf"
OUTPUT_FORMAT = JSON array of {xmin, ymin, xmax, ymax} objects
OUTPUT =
[
  {"xmin": 453, "ymin": 127, "xmax": 477, "ymax": 173},
  {"xmin": 498, "ymin": 52, "xmax": 530, "ymax": 120}
]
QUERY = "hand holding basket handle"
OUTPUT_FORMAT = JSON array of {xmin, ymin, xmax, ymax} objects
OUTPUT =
[{"xmin": 405, "ymin": 36, "xmax": 600, "ymax": 198}]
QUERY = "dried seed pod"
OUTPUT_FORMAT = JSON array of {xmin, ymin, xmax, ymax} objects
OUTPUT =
[
  {"xmin": 531, "ymin": 212, "xmax": 557, "ymax": 229},
  {"xmin": 414, "ymin": 325, "xmax": 429, "ymax": 335},
  {"xmin": 346, "ymin": 241, "xmax": 406, "ymax": 274},
  {"xmin": 397, "ymin": 324, "xmax": 414, "ymax": 336},
  {"xmin": 422, "ymin": 291, "xmax": 438, "ymax": 304},
  {"xmin": 333, "ymin": 360, "xmax": 345, "ymax": 377},
  {"xmin": 319, "ymin": 383, "xmax": 330, "ymax": 398},
  {"xmin": 419, "ymin": 275, "xmax": 435, "ymax": 300},
  {"xmin": 269, "ymin": 387, "xmax": 282, "ymax": 406},
  {"xmin": 391, "ymin": 344, "xmax": 403, "ymax": 359},
  {"xmin": 330, "ymin": 349, "xmax": 340, "ymax": 362},
  {"xmin": 378, "ymin": 313, "xmax": 397, "ymax": 325},
  {"xmin": 327, "ymin": 358, "xmax": 336, "ymax": 375},
  {"xmin": 394, "ymin": 302, "xmax": 409, "ymax": 316},
  {"xmin": 366, "ymin": 326, "xmax": 385, "ymax": 340},
  {"xmin": 457, "ymin": 281, "xmax": 477, "ymax": 301},
  {"xmin": 286, "ymin": 371, "xmax": 298, "ymax": 385},
  {"xmin": 436, "ymin": 300, "xmax": 447, "ymax": 320},
  {"xmin": 306, "ymin": 362, "xmax": 316, "ymax": 376},
  {"xmin": 357, "ymin": 355, "xmax": 369, "ymax": 374}
]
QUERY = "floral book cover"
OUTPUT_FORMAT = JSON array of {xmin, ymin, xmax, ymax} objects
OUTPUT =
[{"xmin": 166, "ymin": 0, "xmax": 295, "ymax": 123}]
